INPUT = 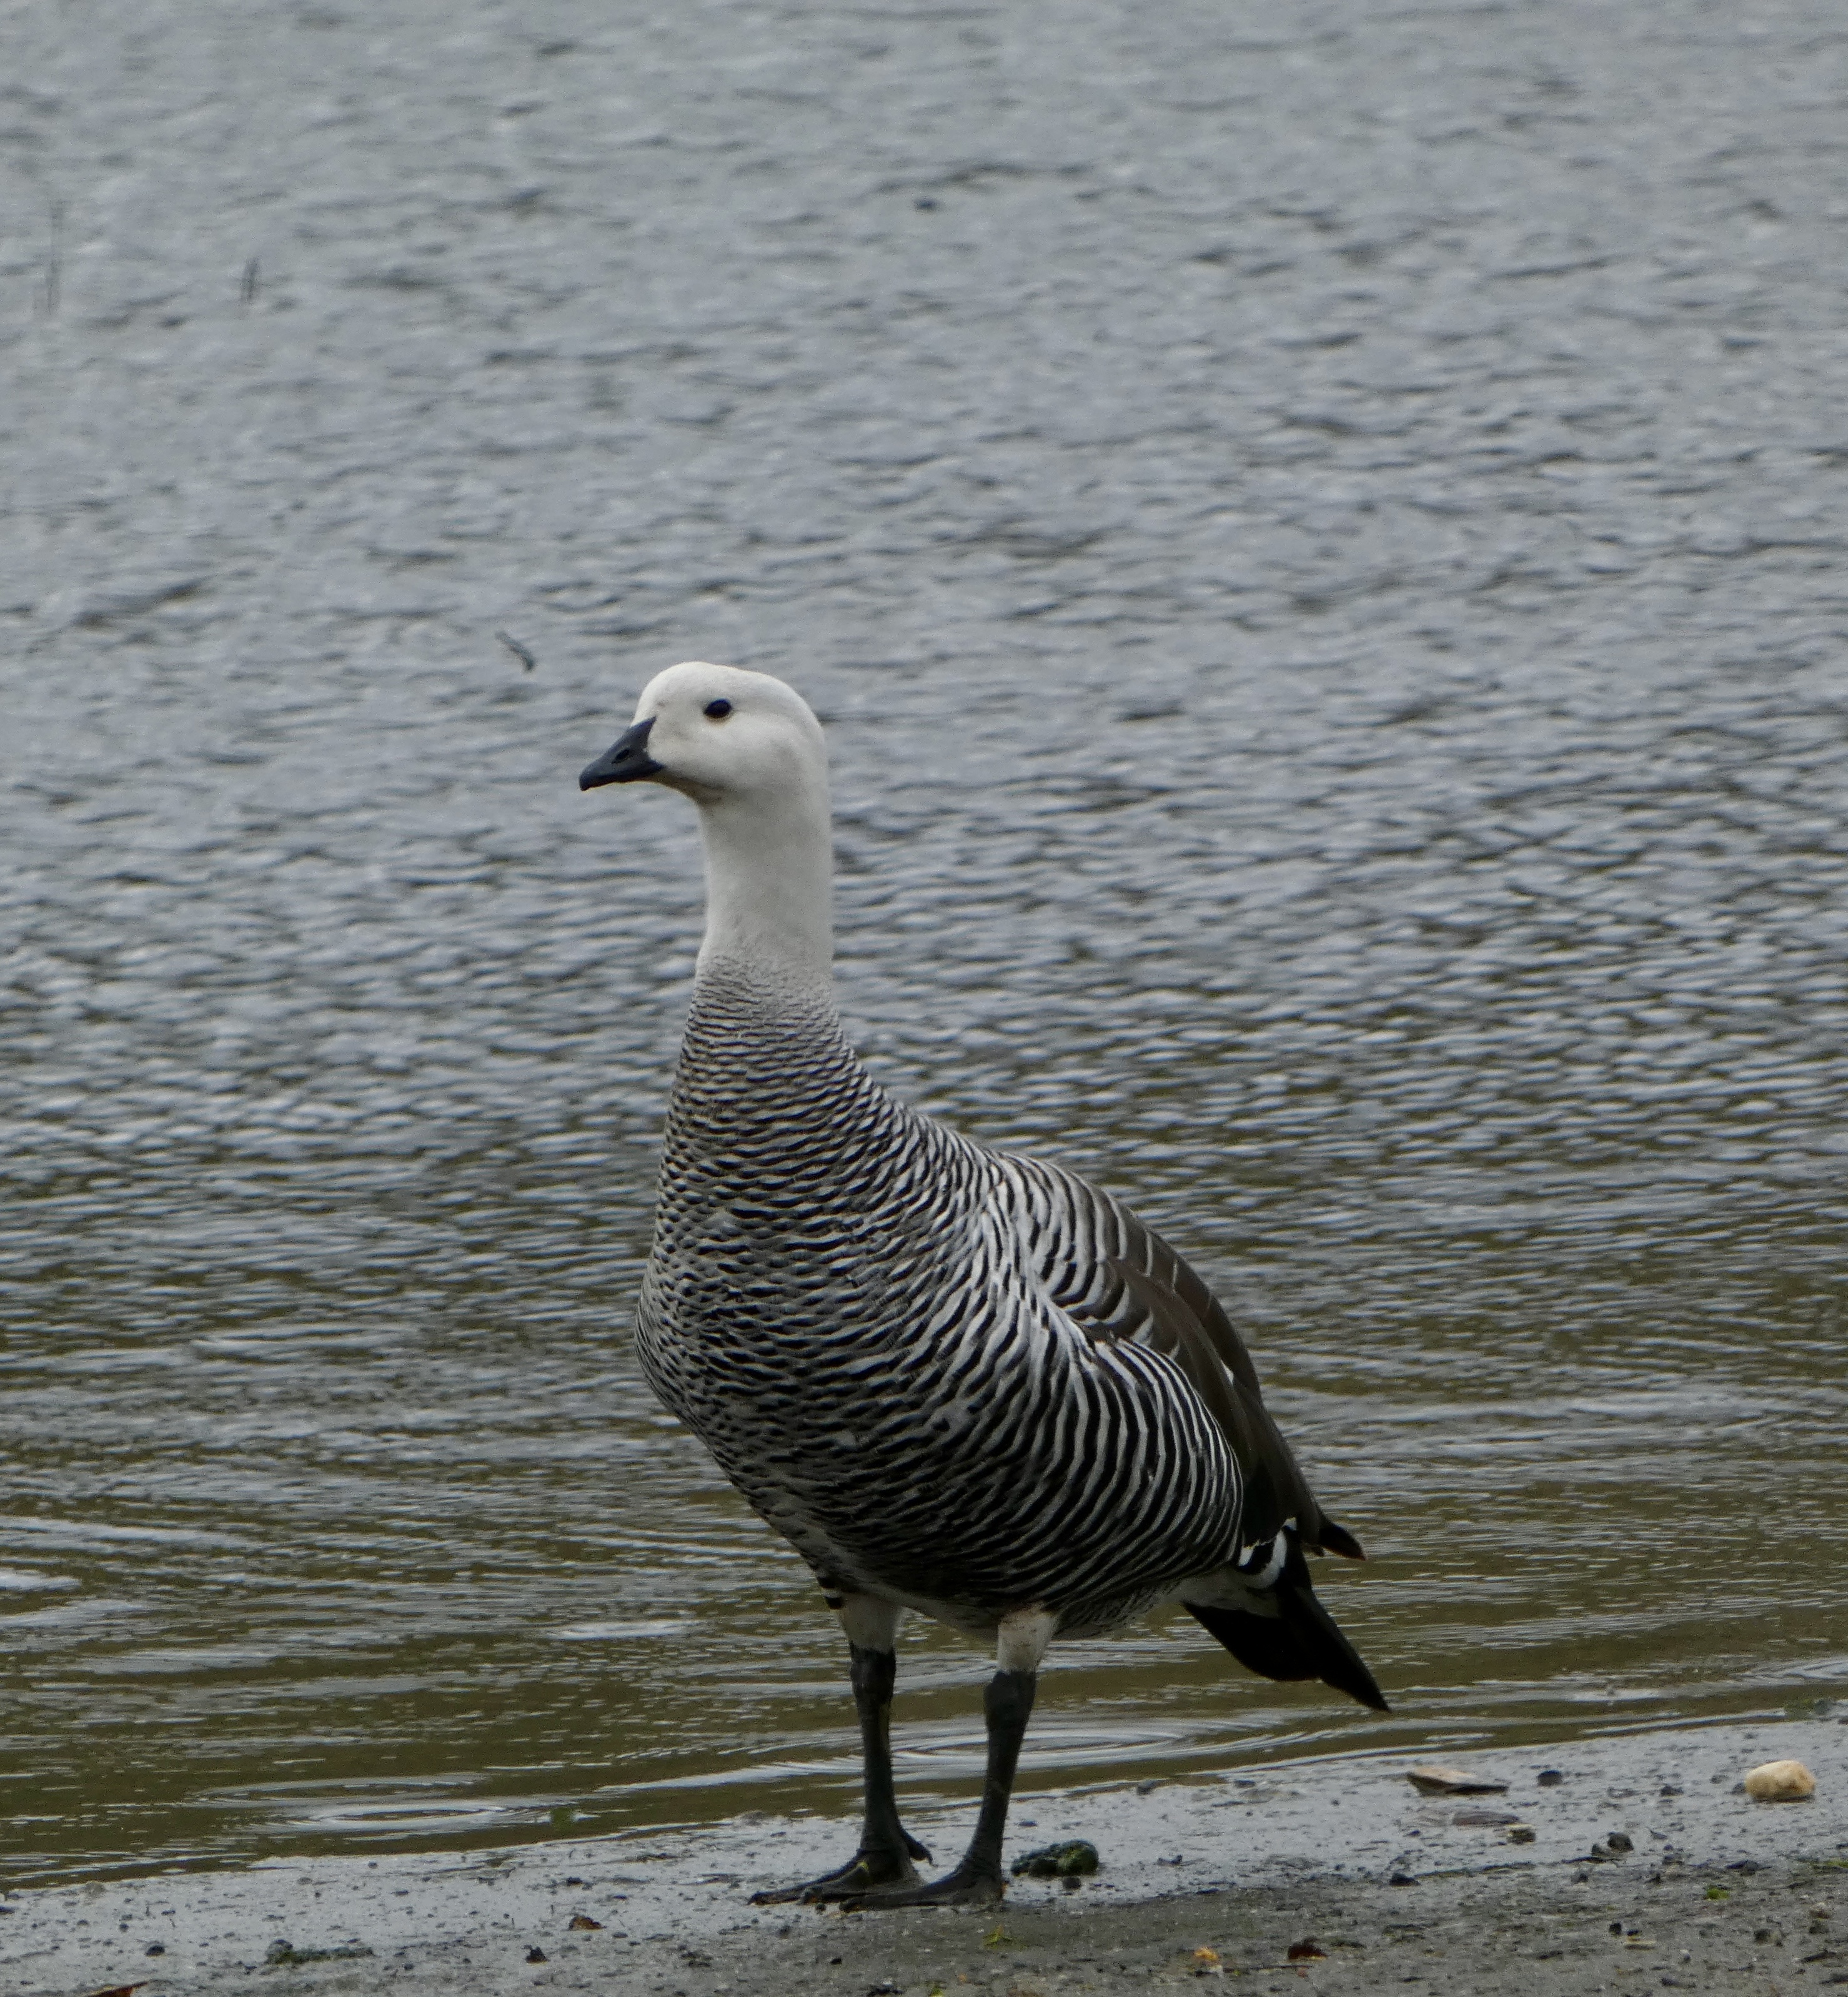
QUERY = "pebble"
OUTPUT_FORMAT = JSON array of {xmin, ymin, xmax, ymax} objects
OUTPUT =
[
  {"xmin": 1744, "ymin": 1759, "xmax": 1817, "ymax": 1801},
  {"xmin": 1406, "ymin": 1765, "xmax": 1509, "ymax": 1796},
  {"xmin": 1010, "ymin": 1840, "xmax": 1100, "ymax": 1878}
]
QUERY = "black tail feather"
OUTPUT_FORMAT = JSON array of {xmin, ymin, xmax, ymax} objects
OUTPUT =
[
  {"xmin": 1184, "ymin": 1553, "xmax": 1389, "ymax": 1715},
  {"xmin": 1185, "ymin": 1600, "xmax": 1318, "ymax": 1684},
  {"xmin": 1316, "ymin": 1516, "xmax": 1366, "ymax": 1560},
  {"xmin": 1272, "ymin": 1571, "xmax": 1389, "ymax": 1712}
]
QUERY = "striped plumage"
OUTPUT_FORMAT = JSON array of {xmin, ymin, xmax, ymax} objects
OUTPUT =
[
  {"xmin": 582, "ymin": 662, "xmax": 1385, "ymax": 1908},
  {"xmin": 642, "ymin": 961, "xmax": 1238, "ymax": 1638}
]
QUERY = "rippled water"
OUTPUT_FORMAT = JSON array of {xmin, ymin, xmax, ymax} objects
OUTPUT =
[{"xmin": 4, "ymin": 0, "xmax": 1846, "ymax": 1889}]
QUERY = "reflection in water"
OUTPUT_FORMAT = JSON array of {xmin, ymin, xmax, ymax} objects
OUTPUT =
[{"xmin": 4, "ymin": 0, "xmax": 1846, "ymax": 1887}]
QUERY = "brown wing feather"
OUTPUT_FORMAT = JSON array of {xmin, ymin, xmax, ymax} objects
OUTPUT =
[
  {"xmin": 1057, "ymin": 1213, "xmax": 1365, "ymax": 1560},
  {"xmin": 1037, "ymin": 1174, "xmax": 1384, "ymax": 1711}
]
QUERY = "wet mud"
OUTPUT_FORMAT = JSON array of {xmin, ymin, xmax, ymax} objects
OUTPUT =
[{"xmin": 7, "ymin": 1719, "xmax": 1843, "ymax": 1996}]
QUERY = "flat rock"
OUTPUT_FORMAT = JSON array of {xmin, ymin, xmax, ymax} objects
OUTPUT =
[{"xmin": 1407, "ymin": 1765, "xmax": 1511, "ymax": 1796}]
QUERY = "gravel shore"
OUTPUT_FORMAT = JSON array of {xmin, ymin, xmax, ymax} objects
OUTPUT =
[{"xmin": 7, "ymin": 1718, "xmax": 1843, "ymax": 1996}]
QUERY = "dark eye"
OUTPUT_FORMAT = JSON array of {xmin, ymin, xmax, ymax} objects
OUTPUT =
[{"xmin": 704, "ymin": 698, "xmax": 733, "ymax": 720}]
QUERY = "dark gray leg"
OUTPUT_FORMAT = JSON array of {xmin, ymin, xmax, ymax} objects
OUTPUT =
[
  {"xmin": 845, "ymin": 1665, "xmax": 1038, "ymax": 1909},
  {"xmin": 751, "ymin": 1603, "xmax": 930, "ymax": 1905},
  {"xmin": 850, "ymin": 1642, "xmax": 933, "ymax": 1870}
]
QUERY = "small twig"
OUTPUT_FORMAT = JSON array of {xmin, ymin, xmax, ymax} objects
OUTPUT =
[
  {"xmin": 40, "ymin": 199, "xmax": 64, "ymax": 315},
  {"xmin": 496, "ymin": 629, "xmax": 538, "ymax": 671}
]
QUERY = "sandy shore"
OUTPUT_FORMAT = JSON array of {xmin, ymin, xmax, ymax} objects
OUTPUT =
[{"xmin": 6, "ymin": 1717, "xmax": 1844, "ymax": 1996}]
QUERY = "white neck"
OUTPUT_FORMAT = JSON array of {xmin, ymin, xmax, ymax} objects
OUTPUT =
[{"xmin": 692, "ymin": 780, "xmax": 835, "ymax": 996}]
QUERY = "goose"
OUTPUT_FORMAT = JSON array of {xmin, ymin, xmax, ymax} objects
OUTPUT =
[{"xmin": 579, "ymin": 662, "xmax": 1386, "ymax": 1909}]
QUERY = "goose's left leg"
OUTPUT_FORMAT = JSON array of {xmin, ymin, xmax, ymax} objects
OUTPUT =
[
  {"xmin": 848, "ymin": 1608, "xmax": 1055, "ymax": 1910},
  {"xmin": 750, "ymin": 1595, "xmax": 931, "ymax": 1905}
]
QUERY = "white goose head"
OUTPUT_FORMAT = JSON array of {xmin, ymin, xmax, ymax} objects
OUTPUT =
[
  {"xmin": 580, "ymin": 660, "xmax": 828, "ymax": 807},
  {"xmin": 580, "ymin": 662, "xmax": 835, "ymax": 992}
]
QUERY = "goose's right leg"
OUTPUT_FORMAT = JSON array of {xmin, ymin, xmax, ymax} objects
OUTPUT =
[{"xmin": 750, "ymin": 1595, "xmax": 931, "ymax": 1905}]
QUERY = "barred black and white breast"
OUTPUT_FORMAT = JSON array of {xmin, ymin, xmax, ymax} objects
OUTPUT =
[{"xmin": 637, "ymin": 964, "xmax": 1241, "ymax": 1640}]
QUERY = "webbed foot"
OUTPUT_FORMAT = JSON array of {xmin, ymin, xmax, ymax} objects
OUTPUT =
[
  {"xmin": 842, "ymin": 1860, "xmax": 1003, "ymax": 1910},
  {"xmin": 749, "ymin": 1831, "xmax": 931, "ymax": 1906}
]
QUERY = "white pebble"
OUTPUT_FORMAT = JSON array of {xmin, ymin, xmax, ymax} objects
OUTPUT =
[{"xmin": 1742, "ymin": 1758, "xmax": 1816, "ymax": 1801}]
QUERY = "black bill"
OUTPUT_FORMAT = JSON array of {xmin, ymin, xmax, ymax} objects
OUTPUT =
[{"xmin": 580, "ymin": 716, "xmax": 662, "ymax": 790}]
